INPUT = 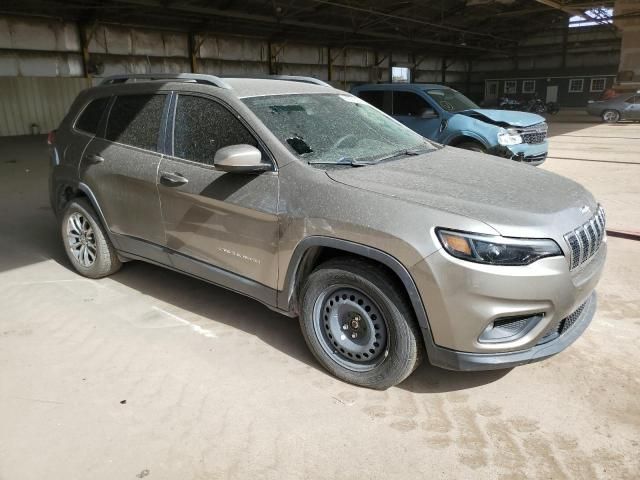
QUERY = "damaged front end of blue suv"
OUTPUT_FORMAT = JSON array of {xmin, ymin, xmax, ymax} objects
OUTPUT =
[{"xmin": 351, "ymin": 83, "xmax": 549, "ymax": 166}]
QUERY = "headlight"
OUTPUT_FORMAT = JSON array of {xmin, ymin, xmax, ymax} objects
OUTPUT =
[
  {"xmin": 497, "ymin": 127, "xmax": 523, "ymax": 146},
  {"xmin": 436, "ymin": 229, "xmax": 562, "ymax": 266}
]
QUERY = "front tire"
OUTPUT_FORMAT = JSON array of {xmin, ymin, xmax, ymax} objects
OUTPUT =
[
  {"xmin": 299, "ymin": 258, "xmax": 423, "ymax": 390},
  {"xmin": 602, "ymin": 110, "xmax": 620, "ymax": 123},
  {"xmin": 61, "ymin": 198, "xmax": 121, "ymax": 278},
  {"xmin": 456, "ymin": 141, "xmax": 486, "ymax": 153}
]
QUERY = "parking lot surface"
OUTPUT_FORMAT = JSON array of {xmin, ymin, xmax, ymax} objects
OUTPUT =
[{"xmin": 1, "ymin": 121, "xmax": 639, "ymax": 479}]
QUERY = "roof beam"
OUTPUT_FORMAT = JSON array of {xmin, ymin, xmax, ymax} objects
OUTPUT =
[
  {"xmin": 110, "ymin": 0, "xmax": 505, "ymax": 52},
  {"xmin": 534, "ymin": 0, "xmax": 583, "ymax": 17},
  {"xmin": 307, "ymin": 0, "xmax": 514, "ymax": 42}
]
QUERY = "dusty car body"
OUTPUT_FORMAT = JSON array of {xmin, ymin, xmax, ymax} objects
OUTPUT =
[{"xmin": 49, "ymin": 74, "xmax": 605, "ymax": 389}]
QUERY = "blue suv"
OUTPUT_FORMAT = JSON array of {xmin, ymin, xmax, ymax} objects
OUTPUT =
[{"xmin": 351, "ymin": 83, "xmax": 548, "ymax": 165}]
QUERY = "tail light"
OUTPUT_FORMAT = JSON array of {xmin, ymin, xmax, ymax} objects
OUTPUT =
[{"xmin": 47, "ymin": 130, "xmax": 56, "ymax": 145}]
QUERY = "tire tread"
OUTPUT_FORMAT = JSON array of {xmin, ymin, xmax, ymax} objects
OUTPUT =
[
  {"xmin": 299, "ymin": 257, "xmax": 423, "ymax": 390},
  {"xmin": 61, "ymin": 198, "xmax": 121, "ymax": 279}
]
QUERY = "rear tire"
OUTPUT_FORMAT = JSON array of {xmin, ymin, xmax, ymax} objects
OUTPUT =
[
  {"xmin": 61, "ymin": 198, "xmax": 121, "ymax": 278},
  {"xmin": 602, "ymin": 110, "xmax": 620, "ymax": 123},
  {"xmin": 456, "ymin": 141, "xmax": 486, "ymax": 153},
  {"xmin": 299, "ymin": 258, "xmax": 423, "ymax": 390}
]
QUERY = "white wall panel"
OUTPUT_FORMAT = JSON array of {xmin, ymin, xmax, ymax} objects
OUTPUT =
[
  {"xmin": 0, "ymin": 77, "xmax": 90, "ymax": 136},
  {"xmin": 132, "ymin": 30, "xmax": 165, "ymax": 56},
  {"xmin": 0, "ymin": 51, "xmax": 83, "ymax": 77},
  {"xmin": 164, "ymin": 33, "xmax": 189, "ymax": 58},
  {"xmin": 0, "ymin": 18, "xmax": 12, "ymax": 49},
  {"xmin": 0, "ymin": 17, "xmax": 79, "ymax": 52},
  {"xmin": 103, "ymin": 25, "xmax": 133, "ymax": 55},
  {"xmin": 0, "ymin": 52, "xmax": 19, "ymax": 76}
]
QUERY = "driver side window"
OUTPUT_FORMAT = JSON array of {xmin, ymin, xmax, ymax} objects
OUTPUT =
[
  {"xmin": 392, "ymin": 91, "xmax": 433, "ymax": 117},
  {"xmin": 173, "ymin": 95, "xmax": 258, "ymax": 165}
]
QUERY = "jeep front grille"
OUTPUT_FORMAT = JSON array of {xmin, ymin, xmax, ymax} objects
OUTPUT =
[
  {"xmin": 558, "ymin": 302, "xmax": 586, "ymax": 335},
  {"xmin": 519, "ymin": 122, "xmax": 548, "ymax": 144},
  {"xmin": 537, "ymin": 300, "xmax": 588, "ymax": 345},
  {"xmin": 564, "ymin": 206, "xmax": 606, "ymax": 270}
]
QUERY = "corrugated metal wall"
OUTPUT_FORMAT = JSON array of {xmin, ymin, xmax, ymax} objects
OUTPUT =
[
  {"xmin": 0, "ymin": 77, "xmax": 90, "ymax": 136},
  {"xmin": 0, "ymin": 16, "xmax": 472, "ymax": 136},
  {"xmin": 0, "ymin": 14, "xmax": 620, "ymax": 135}
]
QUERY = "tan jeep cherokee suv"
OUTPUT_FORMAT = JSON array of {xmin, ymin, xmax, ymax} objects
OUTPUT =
[{"xmin": 49, "ymin": 74, "xmax": 606, "ymax": 389}]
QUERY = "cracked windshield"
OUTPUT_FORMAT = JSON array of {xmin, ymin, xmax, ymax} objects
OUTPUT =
[
  {"xmin": 243, "ymin": 93, "xmax": 435, "ymax": 165},
  {"xmin": 426, "ymin": 88, "xmax": 479, "ymax": 113}
]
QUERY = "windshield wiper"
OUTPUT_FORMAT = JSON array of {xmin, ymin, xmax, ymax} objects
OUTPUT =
[
  {"xmin": 308, "ymin": 156, "xmax": 373, "ymax": 167},
  {"xmin": 373, "ymin": 147, "xmax": 431, "ymax": 163}
]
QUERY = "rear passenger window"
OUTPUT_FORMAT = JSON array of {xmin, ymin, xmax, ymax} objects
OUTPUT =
[
  {"xmin": 75, "ymin": 97, "xmax": 109, "ymax": 134},
  {"xmin": 106, "ymin": 94, "xmax": 165, "ymax": 151},
  {"xmin": 393, "ymin": 92, "xmax": 430, "ymax": 116},
  {"xmin": 173, "ymin": 95, "xmax": 258, "ymax": 165}
]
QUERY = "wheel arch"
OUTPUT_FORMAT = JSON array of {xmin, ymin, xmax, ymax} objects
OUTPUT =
[
  {"xmin": 279, "ymin": 237, "xmax": 432, "ymax": 337},
  {"xmin": 55, "ymin": 181, "xmax": 117, "ymax": 246},
  {"xmin": 447, "ymin": 133, "xmax": 490, "ymax": 150}
]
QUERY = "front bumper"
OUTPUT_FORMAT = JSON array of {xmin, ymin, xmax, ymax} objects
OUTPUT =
[
  {"xmin": 425, "ymin": 291, "xmax": 596, "ymax": 371},
  {"xmin": 489, "ymin": 141, "xmax": 548, "ymax": 166},
  {"xmin": 410, "ymin": 239, "xmax": 606, "ymax": 371}
]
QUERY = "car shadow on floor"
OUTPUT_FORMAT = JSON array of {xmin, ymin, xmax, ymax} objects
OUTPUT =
[
  {"xmin": 8, "ymin": 208, "xmax": 510, "ymax": 395},
  {"xmin": 109, "ymin": 259, "xmax": 320, "ymax": 370},
  {"xmin": 399, "ymin": 362, "xmax": 510, "ymax": 394},
  {"xmin": 8, "ymin": 206, "xmax": 511, "ymax": 394},
  {"xmin": 102, "ymin": 259, "xmax": 511, "ymax": 394}
]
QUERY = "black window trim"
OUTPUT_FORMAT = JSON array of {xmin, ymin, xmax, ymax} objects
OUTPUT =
[
  {"xmin": 166, "ymin": 91, "xmax": 277, "ymax": 172},
  {"xmin": 72, "ymin": 95, "xmax": 112, "ymax": 137},
  {"xmin": 102, "ymin": 92, "xmax": 170, "ymax": 154}
]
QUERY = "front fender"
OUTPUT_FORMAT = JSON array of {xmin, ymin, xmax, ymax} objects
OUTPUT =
[
  {"xmin": 278, "ymin": 236, "xmax": 431, "ymax": 331},
  {"xmin": 443, "ymin": 130, "xmax": 492, "ymax": 149}
]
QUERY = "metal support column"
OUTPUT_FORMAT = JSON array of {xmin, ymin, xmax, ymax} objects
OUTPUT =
[
  {"xmin": 188, "ymin": 32, "xmax": 197, "ymax": 73},
  {"xmin": 78, "ymin": 23, "xmax": 91, "ymax": 79}
]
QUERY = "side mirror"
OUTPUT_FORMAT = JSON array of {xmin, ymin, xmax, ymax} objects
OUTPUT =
[
  {"xmin": 214, "ymin": 144, "xmax": 270, "ymax": 173},
  {"xmin": 420, "ymin": 108, "xmax": 438, "ymax": 119}
]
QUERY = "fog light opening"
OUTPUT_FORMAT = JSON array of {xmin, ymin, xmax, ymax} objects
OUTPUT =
[{"xmin": 479, "ymin": 313, "xmax": 544, "ymax": 344}]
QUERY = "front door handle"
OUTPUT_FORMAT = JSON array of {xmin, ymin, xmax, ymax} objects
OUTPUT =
[
  {"xmin": 84, "ymin": 153, "xmax": 104, "ymax": 164},
  {"xmin": 160, "ymin": 172, "xmax": 189, "ymax": 187}
]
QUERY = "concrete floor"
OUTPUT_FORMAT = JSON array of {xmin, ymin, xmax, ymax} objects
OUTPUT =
[{"xmin": 1, "ymin": 122, "xmax": 639, "ymax": 480}]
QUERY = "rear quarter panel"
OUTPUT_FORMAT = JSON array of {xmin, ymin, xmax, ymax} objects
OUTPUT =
[{"xmin": 49, "ymin": 92, "xmax": 97, "ymax": 213}]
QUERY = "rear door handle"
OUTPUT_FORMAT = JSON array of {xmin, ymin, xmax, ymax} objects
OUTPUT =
[
  {"xmin": 84, "ymin": 153, "xmax": 104, "ymax": 164},
  {"xmin": 160, "ymin": 172, "xmax": 189, "ymax": 187}
]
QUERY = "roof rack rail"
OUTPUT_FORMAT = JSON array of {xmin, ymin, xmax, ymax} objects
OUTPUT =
[
  {"xmin": 222, "ymin": 74, "xmax": 331, "ymax": 87},
  {"xmin": 100, "ymin": 74, "xmax": 232, "ymax": 89},
  {"xmin": 269, "ymin": 75, "xmax": 332, "ymax": 87}
]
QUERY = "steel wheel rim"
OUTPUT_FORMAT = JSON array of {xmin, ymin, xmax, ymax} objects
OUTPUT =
[
  {"xmin": 66, "ymin": 212, "xmax": 97, "ymax": 267},
  {"xmin": 312, "ymin": 285, "xmax": 389, "ymax": 372},
  {"xmin": 604, "ymin": 111, "xmax": 618, "ymax": 122}
]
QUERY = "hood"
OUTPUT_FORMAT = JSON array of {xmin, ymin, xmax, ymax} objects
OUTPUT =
[
  {"xmin": 459, "ymin": 109, "xmax": 545, "ymax": 128},
  {"xmin": 326, "ymin": 147, "xmax": 597, "ymax": 239}
]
